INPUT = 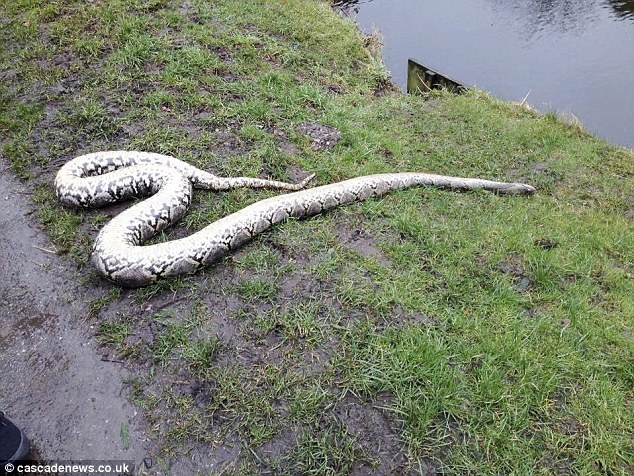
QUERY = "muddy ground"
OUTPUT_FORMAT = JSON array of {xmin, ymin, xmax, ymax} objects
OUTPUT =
[{"xmin": 0, "ymin": 160, "xmax": 150, "ymax": 469}]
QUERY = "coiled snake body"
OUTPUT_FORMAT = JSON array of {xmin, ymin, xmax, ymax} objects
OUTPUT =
[{"xmin": 55, "ymin": 151, "xmax": 535, "ymax": 287}]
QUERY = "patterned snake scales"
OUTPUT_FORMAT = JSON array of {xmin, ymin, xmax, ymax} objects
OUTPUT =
[{"xmin": 55, "ymin": 151, "xmax": 535, "ymax": 287}]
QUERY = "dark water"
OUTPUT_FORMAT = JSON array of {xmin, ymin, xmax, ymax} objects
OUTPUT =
[{"xmin": 336, "ymin": 0, "xmax": 634, "ymax": 148}]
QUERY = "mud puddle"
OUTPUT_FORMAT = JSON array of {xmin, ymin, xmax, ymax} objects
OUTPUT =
[{"xmin": 0, "ymin": 161, "xmax": 150, "ymax": 470}]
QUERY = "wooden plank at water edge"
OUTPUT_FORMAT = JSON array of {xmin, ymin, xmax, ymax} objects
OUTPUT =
[{"xmin": 407, "ymin": 58, "xmax": 466, "ymax": 95}]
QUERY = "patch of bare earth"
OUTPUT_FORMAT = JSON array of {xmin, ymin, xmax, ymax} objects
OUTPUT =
[
  {"xmin": 0, "ymin": 162, "xmax": 151, "ymax": 469},
  {"xmin": 296, "ymin": 121, "xmax": 341, "ymax": 150},
  {"xmin": 498, "ymin": 251, "xmax": 533, "ymax": 292},
  {"xmin": 334, "ymin": 394, "xmax": 413, "ymax": 475}
]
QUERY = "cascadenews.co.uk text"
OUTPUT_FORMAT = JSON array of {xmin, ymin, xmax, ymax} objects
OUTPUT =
[{"xmin": 2, "ymin": 460, "xmax": 133, "ymax": 476}]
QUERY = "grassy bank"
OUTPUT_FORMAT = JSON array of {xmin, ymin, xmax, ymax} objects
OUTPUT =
[{"xmin": 1, "ymin": 0, "xmax": 632, "ymax": 474}]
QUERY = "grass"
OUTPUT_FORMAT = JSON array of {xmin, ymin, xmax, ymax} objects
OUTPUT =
[
  {"xmin": 282, "ymin": 422, "xmax": 366, "ymax": 475},
  {"xmin": 120, "ymin": 423, "xmax": 131, "ymax": 451},
  {"xmin": 1, "ymin": 0, "xmax": 632, "ymax": 474}
]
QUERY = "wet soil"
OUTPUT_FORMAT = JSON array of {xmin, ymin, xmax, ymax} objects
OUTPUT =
[{"xmin": 0, "ymin": 161, "xmax": 150, "ymax": 468}]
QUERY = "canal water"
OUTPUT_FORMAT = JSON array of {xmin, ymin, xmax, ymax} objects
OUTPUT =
[{"xmin": 336, "ymin": 0, "xmax": 634, "ymax": 149}]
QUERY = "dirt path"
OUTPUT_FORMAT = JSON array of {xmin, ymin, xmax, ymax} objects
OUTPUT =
[{"xmin": 0, "ymin": 162, "xmax": 149, "ymax": 468}]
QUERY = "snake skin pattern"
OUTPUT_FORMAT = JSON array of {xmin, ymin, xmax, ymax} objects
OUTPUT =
[{"xmin": 55, "ymin": 151, "xmax": 536, "ymax": 287}]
